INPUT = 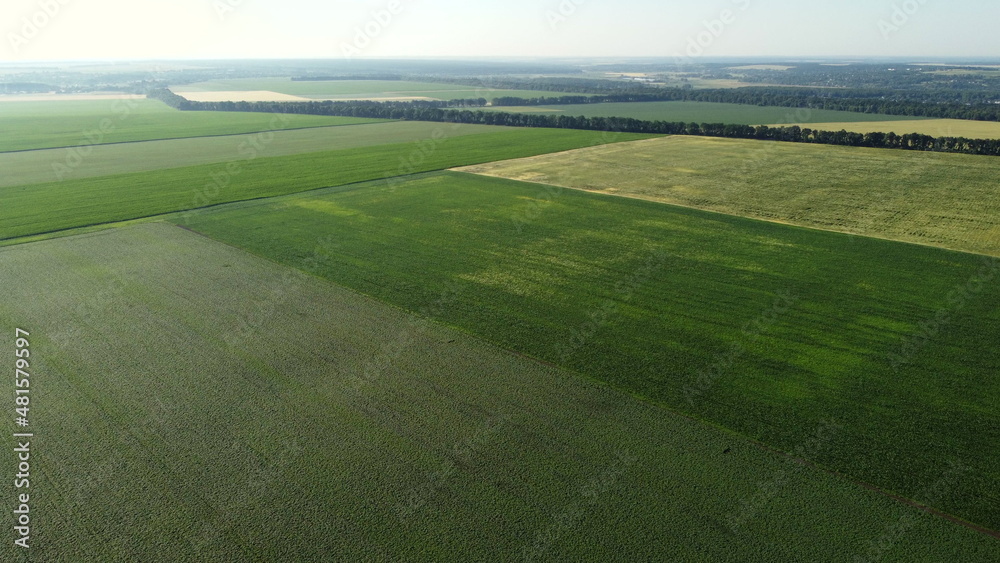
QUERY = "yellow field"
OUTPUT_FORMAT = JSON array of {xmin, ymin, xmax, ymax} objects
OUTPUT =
[
  {"xmin": 176, "ymin": 90, "xmax": 312, "ymax": 102},
  {"xmin": 0, "ymin": 93, "xmax": 146, "ymax": 102},
  {"xmin": 456, "ymin": 136, "xmax": 1000, "ymax": 256},
  {"xmin": 771, "ymin": 118, "xmax": 1000, "ymax": 139}
]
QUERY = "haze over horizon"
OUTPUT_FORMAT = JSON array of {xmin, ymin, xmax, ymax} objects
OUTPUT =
[{"xmin": 3, "ymin": 0, "xmax": 999, "ymax": 63}]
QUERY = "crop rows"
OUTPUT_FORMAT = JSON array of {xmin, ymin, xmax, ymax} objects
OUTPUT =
[{"xmin": 180, "ymin": 171, "xmax": 1000, "ymax": 532}]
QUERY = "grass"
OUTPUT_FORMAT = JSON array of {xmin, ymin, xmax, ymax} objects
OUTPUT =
[
  {"xmin": 1, "ymin": 222, "xmax": 997, "ymax": 561},
  {"xmin": 458, "ymin": 136, "xmax": 1000, "ymax": 257},
  {"xmin": 0, "ymin": 128, "xmax": 654, "ymax": 241},
  {"xmin": 0, "ymin": 98, "xmax": 381, "ymax": 152},
  {"xmin": 771, "ymin": 118, "xmax": 1000, "ymax": 139},
  {"xmin": 0, "ymin": 122, "xmax": 511, "ymax": 188},
  {"xmin": 172, "ymin": 78, "xmax": 587, "ymax": 101},
  {"xmin": 178, "ymin": 172, "xmax": 1000, "ymax": 532},
  {"xmin": 483, "ymin": 101, "xmax": 926, "ymax": 124}
]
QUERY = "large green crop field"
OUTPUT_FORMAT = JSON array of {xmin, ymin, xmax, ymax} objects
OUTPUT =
[
  {"xmin": 0, "ymin": 128, "xmax": 653, "ymax": 241},
  {"xmin": 172, "ymin": 78, "xmax": 586, "ymax": 101},
  {"xmin": 4, "ymin": 74, "xmax": 999, "ymax": 558},
  {"xmin": 0, "ymin": 98, "xmax": 378, "ymax": 152},
  {"xmin": 177, "ymin": 172, "xmax": 1000, "ymax": 533},
  {"xmin": 1, "ymin": 223, "xmax": 996, "ymax": 561},
  {"xmin": 459, "ymin": 136, "xmax": 1000, "ymax": 257},
  {"xmin": 0, "ymin": 122, "xmax": 510, "ymax": 188},
  {"xmin": 483, "ymin": 101, "xmax": 926, "ymax": 124}
]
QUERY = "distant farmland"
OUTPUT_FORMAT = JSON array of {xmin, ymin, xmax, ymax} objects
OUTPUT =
[
  {"xmin": 0, "ymin": 128, "xmax": 654, "ymax": 241},
  {"xmin": 0, "ymin": 122, "xmax": 509, "ymax": 188},
  {"xmin": 1, "ymin": 223, "xmax": 996, "ymax": 561},
  {"xmin": 172, "ymin": 78, "xmax": 588, "ymax": 102},
  {"xmin": 5, "ymin": 68, "xmax": 1000, "ymax": 560},
  {"xmin": 458, "ymin": 136, "xmax": 1000, "ymax": 257},
  {"xmin": 772, "ymin": 118, "xmax": 1000, "ymax": 140},
  {"xmin": 0, "ymin": 98, "xmax": 375, "ymax": 152},
  {"xmin": 483, "ymin": 101, "xmax": 927, "ymax": 125}
]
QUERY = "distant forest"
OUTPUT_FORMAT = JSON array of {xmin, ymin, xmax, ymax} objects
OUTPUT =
[
  {"xmin": 489, "ymin": 89, "xmax": 1000, "ymax": 122},
  {"xmin": 150, "ymin": 89, "xmax": 1000, "ymax": 157},
  {"xmin": 374, "ymin": 72, "xmax": 1000, "ymax": 121}
]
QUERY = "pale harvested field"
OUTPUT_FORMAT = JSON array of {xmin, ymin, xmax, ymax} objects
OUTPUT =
[
  {"xmin": 456, "ymin": 136, "xmax": 1000, "ymax": 256},
  {"xmin": 178, "ymin": 91, "xmax": 437, "ymax": 103},
  {"xmin": 773, "ymin": 118, "xmax": 1000, "ymax": 139},
  {"xmin": 176, "ymin": 90, "xmax": 312, "ymax": 102},
  {"xmin": 301, "ymin": 95, "xmax": 437, "ymax": 102},
  {"xmin": 0, "ymin": 93, "xmax": 146, "ymax": 102}
]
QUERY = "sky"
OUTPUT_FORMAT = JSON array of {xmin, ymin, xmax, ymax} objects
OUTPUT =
[{"xmin": 2, "ymin": 0, "xmax": 998, "ymax": 62}]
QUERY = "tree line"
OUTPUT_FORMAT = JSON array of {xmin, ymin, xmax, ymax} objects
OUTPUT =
[
  {"xmin": 725, "ymin": 63, "xmax": 1000, "ymax": 94},
  {"xmin": 148, "ymin": 89, "xmax": 1000, "ymax": 157},
  {"xmin": 491, "ymin": 89, "xmax": 1000, "ymax": 122},
  {"xmin": 162, "ymin": 71, "xmax": 1000, "ymax": 122},
  {"xmin": 396, "ymin": 76, "xmax": 1000, "ymax": 121}
]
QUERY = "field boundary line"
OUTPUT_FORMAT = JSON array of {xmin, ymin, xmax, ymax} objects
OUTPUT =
[
  {"xmin": 0, "ymin": 121, "xmax": 393, "ymax": 155},
  {"xmin": 450, "ymin": 135, "xmax": 671, "ymax": 170},
  {"xmin": 522, "ymin": 354, "xmax": 1000, "ymax": 543},
  {"xmin": 6, "ymin": 165, "xmax": 1000, "ymax": 263},
  {"xmin": 0, "ymin": 171, "xmax": 445, "ymax": 247},
  {"xmin": 450, "ymin": 169, "xmax": 1000, "ymax": 259},
  {"xmin": 14, "ymin": 220, "xmax": 1000, "ymax": 544},
  {"xmin": 164, "ymin": 224, "xmax": 1000, "ymax": 543},
  {"xmin": 164, "ymin": 223, "xmax": 1000, "ymax": 544},
  {"xmin": 744, "ymin": 435, "xmax": 1000, "ymax": 542}
]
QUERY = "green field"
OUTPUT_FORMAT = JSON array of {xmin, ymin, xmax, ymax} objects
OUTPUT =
[
  {"xmin": 172, "ymin": 78, "xmax": 586, "ymax": 101},
  {"xmin": 459, "ymin": 136, "xmax": 1000, "ymax": 257},
  {"xmin": 0, "ymin": 122, "xmax": 510, "ymax": 187},
  {"xmin": 1, "ymin": 223, "xmax": 996, "ymax": 561},
  {"xmin": 483, "ymin": 101, "xmax": 926, "ymax": 124},
  {"xmin": 0, "ymin": 128, "xmax": 653, "ymax": 241},
  {"xmin": 4, "ymin": 76, "xmax": 999, "ymax": 558},
  {"xmin": 0, "ymin": 98, "xmax": 381, "ymax": 152},
  {"xmin": 177, "ymin": 172, "xmax": 1000, "ymax": 533}
]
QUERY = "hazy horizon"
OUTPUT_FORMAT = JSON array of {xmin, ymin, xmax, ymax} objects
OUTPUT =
[{"xmin": 3, "ymin": 0, "xmax": 999, "ymax": 63}]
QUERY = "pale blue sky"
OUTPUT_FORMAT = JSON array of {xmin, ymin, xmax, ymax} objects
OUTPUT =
[{"xmin": 3, "ymin": 0, "xmax": 998, "ymax": 61}]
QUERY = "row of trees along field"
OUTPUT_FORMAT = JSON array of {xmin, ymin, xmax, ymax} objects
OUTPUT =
[
  {"xmin": 399, "ymin": 76, "xmax": 1000, "ymax": 120},
  {"xmin": 489, "ymin": 90, "xmax": 1000, "ymax": 122},
  {"xmin": 148, "ymin": 89, "xmax": 1000, "ymax": 156}
]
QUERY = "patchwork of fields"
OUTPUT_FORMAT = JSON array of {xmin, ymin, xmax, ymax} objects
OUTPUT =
[
  {"xmin": 1, "ymin": 223, "xmax": 996, "ymax": 561},
  {"xmin": 0, "ymin": 122, "xmax": 510, "ymax": 187},
  {"xmin": 3, "ymin": 95, "xmax": 999, "ymax": 559},
  {"xmin": 458, "ymin": 136, "xmax": 1000, "ymax": 256},
  {"xmin": 0, "ymin": 98, "xmax": 376, "ymax": 152},
  {"xmin": 177, "ymin": 171, "xmax": 1000, "ymax": 533},
  {"xmin": 484, "ymin": 101, "xmax": 928, "ymax": 125},
  {"xmin": 172, "ymin": 78, "xmax": 587, "ymax": 102},
  {"xmin": 0, "ymin": 128, "xmax": 653, "ymax": 241}
]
